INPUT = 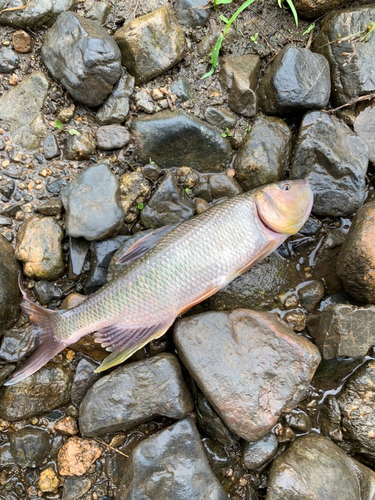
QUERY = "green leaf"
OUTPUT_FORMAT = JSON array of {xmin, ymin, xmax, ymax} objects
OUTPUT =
[
  {"xmin": 68, "ymin": 129, "xmax": 80, "ymax": 136},
  {"xmin": 221, "ymin": 132, "xmax": 227, "ymax": 137},
  {"xmin": 284, "ymin": 0, "xmax": 298, "ymax": 26},
  {"xmin": 220, "ymin": 14, "xmax": 229, "ymax": 23},
  {"xmin": 303, "ymin": 23, "xmax": 315, "ymax": 35},
  {"xmin": 214, "ymin": 0, "xmax": 232, "ymax": 7},
  {"xmin": 149, "ymin": 157, "xmax": 155, "ymax": 164},
  {"xmin": 184, "ymin": 187, "xmax": 192, "ymax": 195},
  {"xmin": 54, "ymin": 119, "xmax": 63, "ymax": 130},
  {"xmin": 137, "ymin": 202, "xmax": 144, "ymax": 210}
]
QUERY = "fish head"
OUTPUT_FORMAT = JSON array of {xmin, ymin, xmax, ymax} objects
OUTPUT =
[{"xmin": 255, "ymin": 180, "xmax": 313, "ymax": 235}]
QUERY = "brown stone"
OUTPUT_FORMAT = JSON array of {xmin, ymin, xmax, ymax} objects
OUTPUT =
[
  {"xmin": 12, "ymin": 30, "xmax": 32, "ymax": 53},
  {"xmin": 54, "ymin": 416, "xmax": 79, "ymax": 435},
  {"xmin": 292, "ymin": 0, "xmax": 352, "ymax": 19},
  {"xmin": 57, "ymin": 436, "xmax": 102, "ymax": 476},
  {"xmin": 38, "ymin": 468, "xmax": 61, "ymax": 493},
  {"xmin": 61, "ymin": 293, "xmax": 86, "ymax": 310}
]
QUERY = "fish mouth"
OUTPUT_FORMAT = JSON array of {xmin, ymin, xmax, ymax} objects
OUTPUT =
[{"xmin": 256, "ymin": 205, "xmax": 282, "ymax": 235}]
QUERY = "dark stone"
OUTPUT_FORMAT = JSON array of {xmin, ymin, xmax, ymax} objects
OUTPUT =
[
  {"xmin": 259, "ymin": 46, "xmax": 330, "ymax": 116},
  {"xmin": 196, "ymin": 394, "xmax": 238, "ymax": 447},
  {"xmin": 354, "ymin": 104, "xmax": 375, "ymax": 163},
  {"xmin": 71, "ymin": 358, "xmax": 101, "ymax": 406},
  {"xmin": 312, "ymin": 6, "xmax": 375, "ymax": 106},
  {"xmin": 202, "ymin": 437, "xmax": 231, "ymax": 477},
  {"xmin": 131, "ymin": 110, "xmax": 232, "ymax": 172},
  {"xmin": 61, "ymin": 163, "xmax": 124, "ymax": 241},
  {"xmin": 284, "ymin": 410, "xmax": 311, "ymax": 433},
  {"xmin": 311, "ymin": 229, "xmax": 346, "ymax": 294},
  {"xmin": 174, "ymin": 310, "xmax": 321, "ymax": 441},
  {"xmin": 0, "ymin": 0, "xmax": 74, "ymax": 29},
  {"xmin": 64, "ymin": 131, "xmax": 96, "ymax": 160},
  {"xmin": 0, "ymin": 235, "xmax": 21, "ymax": 335},
  {"xmin": 298, "ymin": 280, "xmax": 325, "ymax": 312},
  {"xmin": 174, "ymin": 0, "xmax": 212, "ymax": 27},
  {"xmin": 0, "ymin": 444, "xmax": 14, "ymax": 467},
  {"xmin": 0, "ymin": 325, "xmax": 36, "ymax": 362},
  {"xmin": 62, "ymin": 477, "xmax": 92, "ymax": 500},
  {"xmin": 43, "ymin": 134, "xmax": 60, "ymax": 160},
  {"xmin": 234, "ymin": 114, "xmax": 292, "ymax": 191},
  {"xmin": 117, "ymin": 418, "xmax": 227, "ymax": 500},
  {"xmin": 0, "ymin": 179, "xmax": 15, "ymax": 200},
  {"xmin": 292, "ymin": 0, "xmax": 352, "ymax": 19},
  {"xmin": 0, "ymin": 46, "xmax": 19, "ymax": 73},
  {"xmin": 209, "ymin": 173, "xmax": 242, "ymax": 199},
  {"xmin": 204, "ymin": 107, "xmax": 237, "ymax": 129},
  {"xmin": 96, "ymin": 125, "xmax": 131, "ymax": 150},
  {"xmin": 10, "ymin": 427, "xmax": 50, "ymax": 467},
  {"xmin": 320, "ymin": 395, "xmax": 343, "ymax": 442},
  {"xmin": 37, "ymin": 198, "xmax": 63, "ymax": 216},
  {"xmin": 0, "ymin": 365, "xmax": 16, "ymax": 386},
  {"xmin": 79, "ymin": 353, "xmax": 194, "ymax": 436},
  {"xmin": 241, "ymin": 433, "xmax": 278, "ymax": 469},
  {"xmin": 96, "ymin": 72, "xmax": 134, "ymax": 125},
  {"xmin": 140, "ymin": 171, "xmax": 195, "ymax": 229},
  {"xmin": 47, "ymin": 179, "xmax": 67, "ymax": 195},
  {"xmin": 42, "ymin": 12, "xmax": 122, "ymax": 106},
  {"xmin": 169, "ymin": 75, "xmax": 192, "ymax": 101},
  {"xmin": 113, "ymin": 6, "xmax": 185, "ymax": 84},
  {"xmin": 33, "ymin": 281, "xmax": 62, "ymax": 305},
  {"xmin": 142, "ymin": 163, "xmax": 162, "ymax": 182},
  {"xmin": 290, "ymin": 111, "xmax": 368, "ymax": 217},
  {"xmin": 68, "ymin": 237, "xmax": 90, "ymax": 278}
]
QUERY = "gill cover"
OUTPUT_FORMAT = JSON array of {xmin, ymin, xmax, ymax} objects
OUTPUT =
[{"xmin": 255, "ymin": 180, "xmax": 313, "ymax": 235}]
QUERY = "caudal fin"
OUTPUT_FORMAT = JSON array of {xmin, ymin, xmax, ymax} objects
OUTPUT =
[{"xmin": 4, "ymin": 277, "xmax": 66, "ymax": 386}]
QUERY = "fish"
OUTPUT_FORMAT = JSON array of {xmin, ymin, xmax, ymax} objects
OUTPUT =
[{"xmin": 4, "ymin": 179, "xmax": 313, "ymax": 386}]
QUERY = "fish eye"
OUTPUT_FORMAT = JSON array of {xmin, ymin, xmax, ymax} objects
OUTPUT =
[{"xmin": 281, "ymin": 183, "xmax": 291, "ymax": 191}]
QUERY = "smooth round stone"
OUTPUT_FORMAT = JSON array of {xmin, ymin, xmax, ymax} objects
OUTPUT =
[
  {"xmin": 0, "ymin": 46, "xmax": 20, "ymax": 73},
  {"xmin": 96, "ymin": 124, "xmax": 131, "ymax": 150},
  {"xmin": 10, "ymin": 427, "xmax": 51, "ymax": 467},
  {"xmin": 241, "ymin": 433, "xmax": 278, "ymax": 469}
]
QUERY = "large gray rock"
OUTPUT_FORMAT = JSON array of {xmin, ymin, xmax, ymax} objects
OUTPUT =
[
  {"xmin": 267, "ymin": 433, "xmax": 375, "ymax": 499},
  {"xmin": 174, "ymin": 310, "xmax": 321, "ymax": 441},
  {"xmin": 0, "ymin": 0, "xmax": 74, "ymax": 28},
  {"xmin": 290, "ymin": 111, "xmax": 368, "ymax": 217},
  {"xmin": 42, "ymin": 12, "xmax": 122, "ymax": 106},
  {"xmin": 61, "ymin": 163, "xmax": 124, "ymax": 241},
  {"xmin": 0, "ymin": 236, "xmax": 21, "ymax": 336},
  {"xmin": 312, "ymin": 6, "xmax": 375, "ymax": 105},
  {"xmin": 79, "ymin": 353, "xmax": 194, "ymax": 436},
  {"xmin": 117, "ymin": 418, "xmax": 227, "ymax": 500},
  {"xmin": 354, "ymin": 104, "xmax": 375, "ymax": 163},
  {"xmin": 131, "ymin": 110, "xmax": 232, "ymax": 172},
  {"xmin": 0, "ymin": 71, "xmax": 49, "ymax": 150}
]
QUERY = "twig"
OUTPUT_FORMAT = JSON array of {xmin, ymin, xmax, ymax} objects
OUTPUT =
[
  {"xmin": 324, "ymin": 93, "xmax": 375, "ymax": 114},
  {"xmin": 94, "ymin": 438, "xmax": 129, "ymax": 458},
  {"xmin": 0, "ymin": 0, "xmax": 30, "ymax": 17},
  {"xmin": 245, "ymin": 17, "xmax": 276, "ymax": 52}
]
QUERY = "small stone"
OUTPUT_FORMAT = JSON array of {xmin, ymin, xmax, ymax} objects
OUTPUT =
[
  {"xmin": 65, "ymin": 131, "xmax": 96, "ymax": 160},
  {"xmin": 283, "ymin": 310, "xmax": 306, "ymax": 332},
  {"xmin": 298, "ymin": 280, "xmax": 325, "ymax": 312},
  {"xmin": 0, "ymin": 46, "xmax": 19, "ymax": 73},
  {"xmin": 38, "ymin": 468, "xmax": 61, "ymax": 493},
  {"xmin": 54, "ymin": 416, "xmax": 79, "ymax": 435},
  {"xmin": 57, "ymin": 436, "xmax": 102, "ymax": 476},
  {"xmin": 96, "ymin": 73, "xmax": 134, "ymax": 125},
  {"xmin": 151, "ymin": 88, "xmax": 164, "ymax": 100},
  {"xmin": 354, "ymin": 104, "xmax": 375, "ymax": 163},
  {"xmin": 169, "ymin": 75, "xmax": 192, "ymax": 101},
  {"xmin": 195, "ymin": 197, "xmax": 211, "ymax": 214},
  {"xmin": 12, "ymin": 30, "xmax": 32, "ymax": 53},
  {"xmin": 196, "ymin": 394, "xmax": 238, "ymax": 447},
  {"xmin": 0, "ymin": 0, "xmax": 74, "ymax": 29},
  {"xmin": 43, "ymin": 134, "xmax": 60, "ymax": 160},
  {"xmin": 209, "ymin": 173, "xmax": 242, "ymax": 199},
  {"xmin": 0, "ymin": 325, "xmax": 36, "ymax": 362},
  {"xmin": 10, "ymin": 427, "xmax": 50, "ymax": 467},
  {"xmin": 241, "ymin": 433, "xmax": 278, "ymax": 469},
  {"xmin": 71, "ymin": 358, "xmax": 101, "ymax": 406},
  {"xmin": 174, "ymin": 0, "xmax": 212, "ymax": 27},
  {"xmin": 204, "ymin": 106, "xmax": 237, "ymax": 129},
  {"xmin": 57, "ymin": 105, "xmax": 75, "ymax": 124},
  {"xmin": 135, "ymin": 89, "xmax": 156, "ymax": 113},
  {"xmin": 96, "ymin": 124, "xmax": 131, "ymax": 150},
  {"xmin": 86, "ymin": 1, "xmax": 110, "ymax": 24},
  {"xmin": 119, "ymin": 169, "xmax": 151, "ymax": 223},
  {"xmin": 37, "ymin": 198, "xmax": 63, "ymax": 216},
  {"xmin": 284, "ymin": 410, "xmax": 311, "ymax": 432},
  {"xmin": 176, "ymin": 166, "xmax": 199, "ymax": 189},
  {"xmin": 62, "ymin": 477, "xmax": 92, "ymax": 500}
]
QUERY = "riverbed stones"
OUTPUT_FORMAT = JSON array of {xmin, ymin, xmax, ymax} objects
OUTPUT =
[
  {"xmin": 114, "ymin": 6, "xmax": 185, "ymax": 84},
  {"xmin": 0, "ymin": 236, "xmax": 20, "ymax": 335},
  {"xmin": 95, "ymin": 72, "xmax": 134, "ymax": 125},
  {"xmin": 290, "ymin": 111, "xmax": 368, "ymax": 217},
  {"xmin": 43, "ymin": 134, "xmax": 60, "ymax": 160},
  {"xmin": 292, "ymin": 0, "xmax": 352, "ymax": 19},
  {"xmin": 354, "ymin": 104, "xmax": 375, "ymax": 163},
  {"xmin": 0, "ymin": 71, "xmax": 49, "ymax": 149},
  {"xmin": 174, "ymin": 0, "xmax": 212, "ymax": 27},
  {"xmin": 267, "ymin": 433, "xmax": 375, "ymax": 499},
  {"xmin": 79, "ymin": 353, "xmax": 194, "ymax": 436},
  {"xmin": 0, "ymin": 0, "xmax": 74, "ymax": 29},
  {"xmin": 71, "ymin": 358, "xmax": 101, "ymax": 406},
  {"xmin": 65, "ymin": 131, "xmax": 96, "ymax": 160},
  {"xmin": 0, "ymin": 325, "xmax": 36, "ymax": 362},
  {"xmin": 298, "ymin": 280, "xmax": 325, "ymax": 312},
  {"xmin": 42, "ymin": 12, "xmax": 122, "ymax": 106},
  {"xmin": 96, "ymin": 124, "xmax": 130, "ymax": 150},
  {"xmin": 61, "ymin": 163, "xmax": 124, "ymax": 241},
  {"xmin": 204, "ymin": 106, "xmax": 237, "ymax": 129},
  {"xmin": 174, "ymin": 310, "xmax": 321, "ymax": 441},
  {"xmin": 242, "ymin": 433, "xmax": 278, "ymax": 469},
  {"xmin": 119, "ymin": 169, "xmax": 151, "ymax": 223},
  {"xmin": 337, "ymin": 201, "xmax": 375, "ymax": 304},
  {"xmin": 10, "ymin": 427, "xmax": 50, "ymax": 467},
  {"xmin": 132, "ymin": 110, "xmax": 232, "ymax": 172},
  {"xmin": 259, "ymin": 46, "xmax": 330, "ymax": 116},
  {"xmin": 15, "ymin": 216, "xmax": 64, "ymax": 280},
  {"xmin": 0, "ymin": 46, "xmax": 19, "ymax": 73},
  {"xmin": 312, "ymin": 6, "xmax": 375, "ymax": 106},
  {"xmin": 12, "ymin": 30, "xmax": 32, "ymax": 53},
  {"xmin": 234, "ymin": 114, "xmax": 292, "ymax": 191},
  {"xmin": 117, "ymin": 418, "xmax": 227, "ymax": 500},
  {"xmin": 57, "ymin": 436, "xmax": 102, "ymax": 476}
]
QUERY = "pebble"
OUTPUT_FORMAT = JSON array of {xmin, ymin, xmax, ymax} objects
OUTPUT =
[
  {"xmin": 241, "ymin": 433, "xmax": 278, "ymax": 469},
  {"xmin": 54, "ymin": 417, "xmax": 79, "ymax": 436},
  {"xmin": 64, "ymin": 130, "xmax": 96, "ymax": 160},
  {"xmin": 96, "ymin": 124, "xmax": 131, "ymax": 150},
  {"xmin": 12, "ymin": 30, "xmax": 32, "ymax": 53},
  {"xmin": 38, "ymin": 468, "xmax": 61, "ymax": 493}
]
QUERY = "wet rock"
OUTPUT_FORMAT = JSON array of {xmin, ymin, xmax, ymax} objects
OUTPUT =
[
  {"xmin": 61, "ymin": 163, "xmax": 124, "ymax": 241},
  {"xmin": 57, "ymin": 436, "xmax": 102, "ymax": 476},
  {"xmin": 170, "ymin": 75, "xmax": 192, "ymax": 101},
  {"xmin": 234, "ymin": 114, "xmax": 292, "ymax": 191},
  {"xmin": 68, "ymin": 237, "xmax": 90, "ymax": 278},
  {"xmin": 0, "ymin": 443, "xmax": 14, "ymax": 467},
  {"xmin": 337, "ymin": 201, "xmax": 375, "ymax": 303},
  {"xmin": 0, "ymin": 325, "xmax": 36, "ymax": 362},
  {"xmin": 210, "ymin": 252, "xmax": 298, "ymax": 311},
  {"xmin": 0, "ymin": 46, "xmax": 19, "ymax": 73},
  {"xmin": 12, "ymin": 30, "xmax": 31, "ymax": 53},
  {"xmin": 298, "ymin": 280, "xmax": 325, "ymax": 312},
  {"xmin": 0, "ymin": 0, "xmax": 74, "ymax": 29},
  {"xmin": 290, "ymin": 111, "xmax": 368, "ymax": 217},
  {"xmin": 86, "ymin": 1, "xmax": 110, "ymax": 24},
  {"xmin": 43, "ymin": 134, "xmax": 60, "ymax": 160},
  {"xmin": 267, "ymin": 433, "xmax": 375, "ymax": 499},
  {"xmin": 114, "ymin": 6, "xmax": 185, "ymax": 84},
  {"xmin": 209, "ymin": 173, "xmax": 242, "ymax": 199},
  {"xmin": 259, "ymin": 46, "xmax": 330, "ymax": 116},
  {"xmin": 15, "ymin": 216, "xmax": 64, "ymax": 280},
  {"xmin": 175, "ymin": 0, "xmax": 212, "ymax": 27},
  {"xmin": 0, "ymin": 179, "xmax": 15, "ymax": 200},
  {"xmin": 176, "ymin": 166, "xmax": 200, "ymax": 189},
  {"xmin": 10, "ymin": 427, "xmax": 50, "ymax": 467},
  {"xmin": 196, "ymin": 393, "xmax": 238, "ymax": 447},
  {"xmin": 42, "ymin": 12, "xmax": 122, "ymax": 106},
  {"xmin": 283, "ymin": 309, "xmax": 306, "ymax": 332},
  {"xmin": 38, "ymin": 467, "xmax": 61, "ymax": 493},
  {"xmin": 96, "ymin": 124, "xmax": 130, "ymax": 151},
  {"xmin": 204, "ymin": 107, "xmax": 237, "ymax": 129},
  {"xmin": 312, "ymin": 228, "xmax": 346, "ymax": 294},
  {"xmin": 54, "ymin": 416, "xmax": 79, "ymax": 435},
  {"xmin": 96, "ymin": 72, "xmax": 134, "ymax": 125},
  {"xmin": 219, "ymin": 54, "xmax": 260, "ymax": 118},
  {"xmin": 320, "ymin": 395, "xmax": 343, "ymax": 441},
  {"xmin": 71, "ymin": 358, "xmax": 101, "ymax": 406},
  {"xmin": 202, "ymin": 437, "xmax": 231, "ymax": 477},
  {"xmin": 354, "ymin": 104, "xmax": 375, "ymax": 163},
  {"xmin": 195, "ymin": 198, "xmax": 211, "ymax": 214},
  {"xmin": 119, "ymin": 169, "xmax": 151, "ymax": 223},
  {"xmin": 292, "ymin": 0, "xmax": 351, "ymax": 19},
  {"xmin": 0, "ymin": 71, "xmax": 49, "ymax": 149},
  {"xmin": 132, "ymin": 109, "xmax": 232, "ymax": 172},
  {"xmin": 0, "ymin": 364, "xmax": 73, "ymax": 421},
  {"xmin": 117, "ymin": 418, "xmax": 227, "ymax": 500},
  {"xmin": 64, "ymin": 131, "xmax": 96, "ymax": 160},
  {"xmin": 284, "ymin": 410, "xmax": 311, "ymax": 433},
  {"xmin": 79, "ymin": 353, "xmax": 194, "ymax": 436},
  {"xmin": 312, "ymin": 6, "xmax": 375, "ymax": 106},
  {"xmin": 62, "ymin": 477, "xmax": 92, "ymax": 500},
  {"xmin": 0, "ymin": 236, "xmax": 21, "ymax": 334},
  {"xmin": 174, "ymin": 310, "xmax": 321, "ymax": 441},
  {"xmin": 241, "ymin": 433, "xmax": 278, "ymax": 469},
  {"xmin": 140, "ymin": 171, "xmax": 195, "ymax": 228},
  {"xmin": 33, "ymin": 281, "xmax": 62, "ymax": 305}
]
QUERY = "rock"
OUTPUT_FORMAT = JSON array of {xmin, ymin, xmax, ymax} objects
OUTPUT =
[
  {"xmin": 62, "ymin": 477, "xmax": 92, "ymax": 500},
  {"xmin": 61, "ymin": 163, "xmax": 124, "ymax": 241},
  {"xmin": 234, "ymin": 114, "xmax": 292, "ymax": 191},
  {"xmin": 96, "ymin": 124, "xmax": 130, "ymax": 150},
  {"xmin": 79, "ymin": 353, "xmax": 194, "ymax": 436},
  {"xmin": 259, "ymin": 46, "xmax": 330, "ymax": 116},
  {"xmin": 57, "ymin": 436, "xmax": 102, "ymax": 476},
  {"xmin": 284, "ymin": 410, "xmax": 311, "ymax": 433},
  {"xmin": 219, "ymin": 54, "xmax": 260, "ymax": 118},
  {"xmin": 298, "ymin": 280, "xmax": 325, "ymax": 312},
  {"xmin": 312, "ymin": 6, "xmax": 375, "ymax": 106},
  {"xmin": 0, "ymin": 71, "xmax": 49, "ymax": 149},
  {"xmin": 0, "ymin": 364, "xmax": 73, "ymax": 421},
  {"xmin": 196, "ymin": 393, "xmax": 238, "ymax": 447},
  {"xmin": 174, "ymin": 310, "xmax": 321, "ymax": 441},
  {"xmin": 96, "ymin": 72, "xmax": 134, "ymax": 125},
  {"xmin": 0, "ymin": 236, "xmax": 21, "ymax": 335},
  {"xmin": 267, "ymin": 433, "xmax": 375, "ymax": 499},
  {"xmin": 71, "ymin": 358, "xmax": 101, "ymax": 406},
  {"xmin": 12, "ymin": 30, "xmax": 32, "ymax": 53},
  {"xmin": 202, "ymin": 437, "xmax": 232, "ymax": 477},
  {"xmin": 170, "ymin": 75, "xmax": 192, "ymax": 101},
  {"xmin": 42, "ymin": 12, "xmax": 122, "ymax": 106},
  {"xmin": 292, "ymin": 0, "xmax": 351, "ymax": 19},
  {"xmin": 113, "ymin": 6, "xmax": 185, "ymax": 84},
  {"xmin": 337, "ymin": 201, "xmax": 375, "ymax": 303},
  {"xmin": 30, "ymin": 280, "xmax": 62, "ymax": 305},
  {"xmin": 64, "ymin": 131, "xmax": 96, "ymax": 160},
  {"xmin": 86, "ymin": 1, "xmax": 110, "ymax": 24},
  {"xmin": 0, "ymin": 325, "xmax": 36, "ymax": 362},
  {"xmin": 0, "ymin": 46, "xmax": 19, "ymax": 73},
  {"xmin": 204, "ymin": 107, "xmax": 237, "ymax": 129},
  {"xmin": 241, "ymin": 433, "xmax": 278, "ymax": 469},
  {"xmin": 210, "ymin": 252, "xmax": 299, "ymax": 312},
  {"xmin": 38, "ymin": 467, "xmax": 61, "ymax": 493},
  {"xmin": 68, "ymin": 237, "xmax": 90, "ymax": 278},
  {"xmin": 57, "ymin": 104, "xmax": 75, "ymax": 123},
  {"xmin": 195, "ymin": 198, "xmax": 211, "ymax": 214},
  {"xmin": 132, "ymin": 110, "xmax": 232, "ymax": 172},
  {"xmin": 15, "ymin": 216, "xmax": 64, "ymax": 280},
  {"xmin": 10, "ymin": 427, "xmax": 50, "ymax": 467},
  {"xmin": 140, "ymin": 171, "xmax": 195, "ymax": 228},
  {"xmin": 209, "ymin": 173, "xmax": 242, "ymax": 199},
  {"xmin": 119, "ymin": 169, "xmax": 151, "ymax": 223},
  {"xmin": 354, "ymin": 104, "xmax": 375, "ymax": 163},
  {"xmin": 135, "ymin": 89, "xmax": 156, "ymax": 113},
  {"xmin": 174, "ymin": 0, "xmax": 212, "ymax": 27},
  {"xmin": 43, "ymin": 134, "xmax": 60, "ymax": 160},
  {"xmin": 117, "ymin": 418, "xmax": 227, "ymax": 500},
  {"xmin": 176, "ymin": 166, "xmax": 199, "ymax": 189},
  {"xmin": 54, "ymin": 416, "xmax": 79, "ymax": 435},
  {"xmin": 0, "ymin": 0, "xmax": 74, "ymax": 29},
  {"xmin": 0, "ymin": 443, "xmax": 14, "ymax": 467},
  {"xmin": 290, "ymin": 111, "xmax": 368, "ymax": 217}
]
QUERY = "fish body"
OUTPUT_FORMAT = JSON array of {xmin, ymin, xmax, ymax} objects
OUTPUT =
[{"xmin": 5, "ymin": 180, "xmax": 313, "ymax": 385}]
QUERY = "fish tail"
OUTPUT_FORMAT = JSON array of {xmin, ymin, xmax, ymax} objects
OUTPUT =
[{"xmin": 4, "ymin": 276, "xmax": 66, "ymax": 386}]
